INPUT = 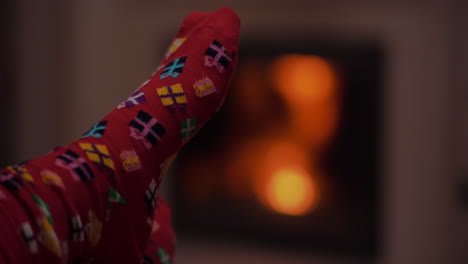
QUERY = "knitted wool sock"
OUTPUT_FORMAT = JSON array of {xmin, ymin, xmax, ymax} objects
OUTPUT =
[
  {"xmin": 0, "ymin": 7, "xmax": 240, "ymax": 264},
  {"xmin": 143, "ymin": 198, "xmax": 175, "ymax": 264}
]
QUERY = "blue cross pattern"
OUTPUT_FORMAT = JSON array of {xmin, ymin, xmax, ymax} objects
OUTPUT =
[
  {"xmin": 81, "ymin": 120, "xmax": 108, "ymax": 138},
  {"xmin": 160, "ymin": 56, "xmax": 187, "ymax": 79}
]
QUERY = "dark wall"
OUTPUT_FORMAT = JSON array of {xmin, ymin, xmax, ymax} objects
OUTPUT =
[{"xmin": 0, "ymin": 0, "xmax": 13, "ymax": 166}]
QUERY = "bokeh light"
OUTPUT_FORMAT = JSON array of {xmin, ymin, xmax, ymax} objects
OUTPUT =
[
  {"xmin": 271, "ymin": 54, "xmax": 337, "ymax": 106},
  {"xmin": 253, "ymin": 141, "xmax": 319, "ymax": 216},
  {"xmin": 265, "ymin": 167, "xmax": 318, "ymax": 216},
  {"xmin": 270, "ymin": 54, "xmax": 340, "ymax": 149}
]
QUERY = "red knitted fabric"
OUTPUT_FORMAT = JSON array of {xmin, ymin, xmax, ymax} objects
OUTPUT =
[{"xmin": 0, "ymin": 7, "xmax": 240, "ymax": 263}]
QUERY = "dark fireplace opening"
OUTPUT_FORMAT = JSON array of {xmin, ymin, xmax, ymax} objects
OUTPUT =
[{"xmin": 171, "ymin": 37, "xmax": 383, "ymax": 257}]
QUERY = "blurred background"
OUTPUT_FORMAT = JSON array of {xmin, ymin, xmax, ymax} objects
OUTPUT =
[{"xmin": 1, "ymin": 1, "xmax": 467, "ymax": 264}]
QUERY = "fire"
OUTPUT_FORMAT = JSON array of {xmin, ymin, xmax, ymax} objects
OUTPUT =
[
  {"xmin": 253, "ymin": 141, "xmax": 319, "ymax": 216},
  {"xmin": 223, "ymin": 55, "xmax": 340, "ymax": 216},
  {"xmin": 265, "ymin": 167, "xmax": 318, "ymax": 216},
  {"xmin": 270, "ymin": 54, "xmax": 339, "ymax": 149},
  {"xmin": 271, "ymin": 54, "xmax": 337, "ymax": 106}
]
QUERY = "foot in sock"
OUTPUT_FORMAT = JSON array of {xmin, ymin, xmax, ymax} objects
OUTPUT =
[{"xmin": 0, "ymin": 7, "xmax": 240, "ymax": 264}]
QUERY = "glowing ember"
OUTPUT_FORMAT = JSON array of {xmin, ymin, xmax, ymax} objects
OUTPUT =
[
  {"xmin": 265, "ymin": 167, "xmax": 318, "ymax": 216},
  {"xmin": 252, "ymin": 141, "xmax": 319, "ymax": 216}
]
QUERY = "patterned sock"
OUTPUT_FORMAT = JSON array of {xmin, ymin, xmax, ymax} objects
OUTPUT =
[
  {"xmin": 143, "ymin": 198, "xmax": 175, "ymax": 264},
  {"xmin": 0, "ymin": 7, "xmax": 240, "ymax": 264}
]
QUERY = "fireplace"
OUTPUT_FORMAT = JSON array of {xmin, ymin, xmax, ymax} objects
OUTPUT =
[{"xmin": 171, "ymin": 37, "xmax": 383, "ymax": 256}]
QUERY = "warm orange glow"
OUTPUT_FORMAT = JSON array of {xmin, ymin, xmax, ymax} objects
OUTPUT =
[
  {"xmin": 252, "ymin": 141, "xmax": 319, "ymax": 216},
  {"xmin": 271, "ymin": 55, "xmax": 337, "ymax": 106},
  {"xmin": 265, "ymin": 167, "xmax": 318, "ymax": 216},
  {"xmin": 270, "ymin": 54, "xmax": 340, "ymax": 149}
]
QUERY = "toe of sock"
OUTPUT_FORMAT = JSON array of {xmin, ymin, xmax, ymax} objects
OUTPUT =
[
  {"xmin": 180, "ymin": 11, "xmax": 209, "ymax": 29},
  {"xmin": 206, "ymin": 7, "xmax": 240, "ymax": 38},
  {"xmin": 180, "ymin": 7, "xmax": 240, "ymax": 38}
]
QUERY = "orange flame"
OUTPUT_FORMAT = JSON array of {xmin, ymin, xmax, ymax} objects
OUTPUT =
[
  {"xmin": 253, "ymin": 141, "xmax": 319, "ymax": 216},
  {"xmin": 271, "ymin": 54, "xmax": 337, "ymax": 106},
  {"xmin": 265, "ymin": 167, "xmax": 318, "ymax": 216},
  {"xmin": 270, "ymin": 55, "xmax": 340, "ymax": 149}
]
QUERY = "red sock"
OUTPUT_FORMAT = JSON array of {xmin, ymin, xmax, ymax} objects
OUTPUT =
[
  {"xmin": 144, "ymin": 198, "xmax": 175, "ymax": 264},
  {"xmin": 0, "ymin": 7, "xmax": 240, "ymax": 264}
]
